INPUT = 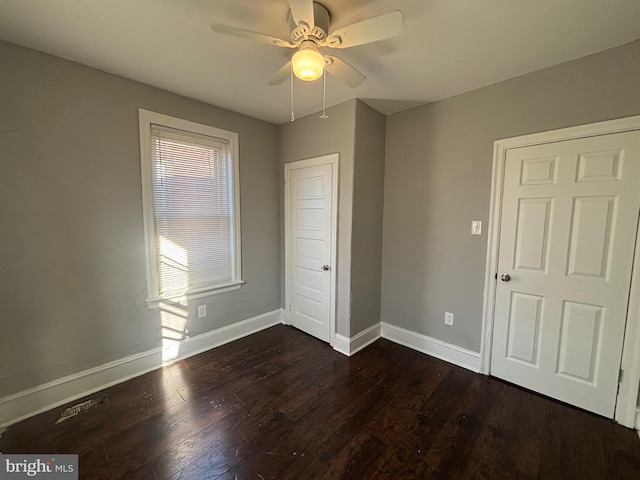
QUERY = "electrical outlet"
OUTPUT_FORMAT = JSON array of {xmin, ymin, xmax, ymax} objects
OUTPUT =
[
  {"xmin": 471, "ymin": 221, "xmax": 482, "ymax": 235},
  {"xmin": 197, "ymin": 305, "xmax": 207, "ymax": 318},
  {"xmin": 444, "ymin": 312, "xmax": 454, "ymax": 326}
]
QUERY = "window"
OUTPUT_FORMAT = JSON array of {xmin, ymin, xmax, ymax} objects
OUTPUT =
[{"xmin": 139, "ymin": 109, "xmax": 242, "ymax": 306}]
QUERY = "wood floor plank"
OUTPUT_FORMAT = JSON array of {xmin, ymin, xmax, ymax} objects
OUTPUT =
[
  {"xmin": 601, "ymin": 420, "xmax": 640, "ymax": 480},
  {"xmin": 364, "ymin": 357, "xmax": 451, "ymax": 445},
  {"xmin": 422, "ymin": 375, "xmax": 495, "ymax": 478},
  {"xmin": 152, "ymin": 410, "xmax": 251, "ymax": 479},
  {"xmin": 365, "ymin": 443, "xmax": 432, "ymax": 479},
  {"xmin": 320, "ymin": 430, "xmax": 388, "ymax": 479},
  {"xmin": 459, "ymin": 380, "xmax": 519, "ymax": 480},
  {"xmin": 1, "ymin": 325, "xmax": 639, "ymax": 479}
]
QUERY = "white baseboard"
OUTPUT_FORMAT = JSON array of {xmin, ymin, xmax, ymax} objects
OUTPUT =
[
  {"xmin": 173, "ymin": 309, "xmax": 284, "ymax": 360},
  {"xmin": 380, "ymin": 322, "xmax": 481, "ymax": 373},
  {"xmin": 0, "ymin": 348, "xmax": 164, "ymax": 430},
  {"xmin": 0, "ymin": 309, "xmax": 284, "ymax": 428},
  {"xmin": 333, "ymin": 321, "xmax": 481, "ymax": 372},
  {"xmin": 333, "ymin": 323, "xmax": 381, "ymax": 356},
  {"xmin": 332, "ymin": 334, "xmax": 350, "ymax": 356}
]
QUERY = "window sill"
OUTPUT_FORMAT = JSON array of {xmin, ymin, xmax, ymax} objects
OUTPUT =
[{"xmin": 146, "ymin": 280, "xmax": 245, "ymax": 308}]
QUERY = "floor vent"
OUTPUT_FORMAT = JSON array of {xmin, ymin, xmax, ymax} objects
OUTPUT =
[{"xmin": 55, "ymin": 395, "xmax": 108, "ymax": 424}]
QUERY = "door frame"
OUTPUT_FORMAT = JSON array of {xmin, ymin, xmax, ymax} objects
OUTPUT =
[
  {"xmin": 480, "ymin": 115, "xmax": 640, "ymax": 429},
  {"xmin": 284, "ymin": 153, "xmax": 339, "ymax": 346}
]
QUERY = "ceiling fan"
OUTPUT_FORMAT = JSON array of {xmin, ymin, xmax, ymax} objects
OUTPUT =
[{"xmin": 211, "ymin": 0, "xmax": 404, "ymax": 88}]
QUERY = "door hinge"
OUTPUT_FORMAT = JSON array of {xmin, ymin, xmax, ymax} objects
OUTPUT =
[{"xmin": 619, "ymin": 368, "xmax": 624, "ymax": 383}]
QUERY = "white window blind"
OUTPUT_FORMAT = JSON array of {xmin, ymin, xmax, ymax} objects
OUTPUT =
[{"xmin": 149, "ymin": 125, "xmax": 237, "ymax": 297}]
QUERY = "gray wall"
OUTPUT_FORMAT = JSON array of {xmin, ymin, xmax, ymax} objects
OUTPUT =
[
  {"xmin": 5, "ymin": 32, "xmax": 640, "ymax": 402},
  {"xmin": 350, "ymin": 101, "xmax": 386, "ymax": 336},
  {"xmin": 0, "ymin": 41, "xmax": 280, "ymax": 397},
  {"xmin": 382, "ymin": 39, "xmax": 640, "ymax": 352},
  {"xmin": 278, "ymin": 100, "xmax": 357, "ymax": 337}
]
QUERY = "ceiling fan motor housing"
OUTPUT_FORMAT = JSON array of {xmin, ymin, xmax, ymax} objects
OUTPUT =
[
  {"xmin": 212, "ymin": 0, "xmax": 403, "ymax": 88},
  {"xmin": 289, "ymin": 2, "xmax": 330, "ymax": 44}
]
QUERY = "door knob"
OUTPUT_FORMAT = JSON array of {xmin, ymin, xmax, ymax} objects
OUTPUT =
[
  {"xmin": 500, "ymin": 273, "xmax": 511, "ymax": 282},
  {"xmin": 321, "ymin": 265, "xmax": 330, "ymax": 271}
]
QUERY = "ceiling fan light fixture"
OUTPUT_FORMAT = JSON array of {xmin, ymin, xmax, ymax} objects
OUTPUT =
[{"xmin": 291, "ymin": 47, "xmax": 324, "ymax": 81}]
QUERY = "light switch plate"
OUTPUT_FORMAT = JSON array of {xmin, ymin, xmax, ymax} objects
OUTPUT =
[
  {"xmin": 471, "ymin": 220, "xmax": 482, "ymax": 235},
  {"xmin": 444, "ymin": 312, "xmax": 454, "ymax": 326}
]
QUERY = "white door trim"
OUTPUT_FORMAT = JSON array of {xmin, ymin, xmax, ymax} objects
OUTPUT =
[
  {"xmin": 480, "ymin": 115, "xmax": 640, "ymax": 428},
  {"xmin": 284, "ymin": 153, "xmax": 339, "ymax": 346}
]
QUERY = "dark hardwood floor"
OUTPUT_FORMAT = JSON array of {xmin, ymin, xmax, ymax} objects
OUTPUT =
[{"xmin": 2, "ymin": 325, "xmax": 640, "ymax": 479}]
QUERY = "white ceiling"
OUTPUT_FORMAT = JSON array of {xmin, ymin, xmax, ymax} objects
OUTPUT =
[{"xmin": 1, "ymin": 0, "xmax": 639, "ymax": 125}]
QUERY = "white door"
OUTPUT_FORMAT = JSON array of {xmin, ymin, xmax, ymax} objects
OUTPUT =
[
  {"xmin": 491, "ymin": 131, "xmax": 640, "ymax": 417},
  {"xmin": 286, "ymin": 158, "xmax": 336, "ymax": 342}
]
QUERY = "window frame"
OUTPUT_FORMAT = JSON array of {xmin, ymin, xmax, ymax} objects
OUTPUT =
[{"xmin": 138, "ymin": 109, "xmax": 243, "ymax": 307}]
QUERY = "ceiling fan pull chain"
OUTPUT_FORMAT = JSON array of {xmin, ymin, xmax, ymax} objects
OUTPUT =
[
  {"xmin": 290, "ymin": 64, "xmax": 295, "ymax": 122},
  {"xmin": 320, "ymin": 69, "xmax": 328, "ymax": 119}
]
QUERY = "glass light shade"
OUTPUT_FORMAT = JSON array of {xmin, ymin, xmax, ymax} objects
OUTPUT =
[{"xmin": 292, "ymin": 48, "xmax": 324, "ymax": 81}]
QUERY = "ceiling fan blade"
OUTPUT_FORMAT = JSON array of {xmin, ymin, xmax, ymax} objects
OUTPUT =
[
  {"xmin": 268, "ymin": 62, "xmax": 292, "ymax": 86},
  {"xmin": 289, "ymin": 0, "xmax": 315, "ymax": 29},
  {"xmin": 211, "ymin": 24, "xmax": 295, "ymax": 48},
  {"xmin": 324, "ymin": 55, "xmax": 366, "ymax": 88},
  {"xmin": 325, "ymin": 11, "xmax": 403, "ymax": 49}
]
